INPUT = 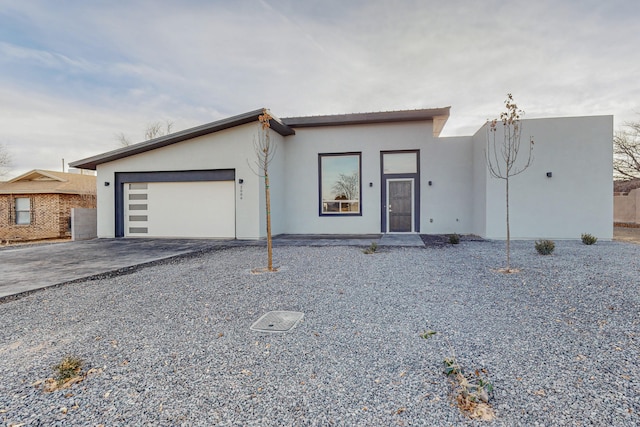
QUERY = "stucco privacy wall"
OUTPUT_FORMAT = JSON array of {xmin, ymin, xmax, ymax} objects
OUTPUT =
[
  {"xmin": 71, "ymin": 208, "xmax": 97, "ymax": 240},
  {"xmin": 614, "ymin": 188, "xmax": 640, "ymax": 224},
  {"xmin": 95, "ymin": 123, "xmax": 263, "ymax": 239},
  {"xmin": 480, "ymin": 116, "xmax": 613, "ymax": 240},
  {"xmin": 283, "ymin": 121, "xmax": 475, "ymax": 235}
]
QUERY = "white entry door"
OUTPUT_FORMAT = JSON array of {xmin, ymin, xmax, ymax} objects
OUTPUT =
[{"xmin": 124, "ymin": 181, "xmax": 235, "ymax": 238}]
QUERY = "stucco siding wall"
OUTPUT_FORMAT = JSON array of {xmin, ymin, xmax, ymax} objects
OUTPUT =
[
  {"xmin": 419, "ymin": 136, "xmax": 474, "ymax": 234},
  {"xmin": 283, "ymin": 121, "xmax": 473, "ymax": 234},
  {"xmin": 265, "ymin": 131, "xmax": 287, "ymax": 237},
  {"xmin": 483, "ymin": 115, "xmax": 613, "ymax": 240},
  {"xmin": 96, "ymin": 123, "xmax": 262, "ymax": 239},
  {"xmin": 471, "ymin": 125, "xmax": 488, "ymax": 237}
]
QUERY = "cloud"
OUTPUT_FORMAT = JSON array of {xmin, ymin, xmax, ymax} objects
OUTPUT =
[{"xmin": 0, "ymin": 0, "xmax": 639, "ymax": 176}]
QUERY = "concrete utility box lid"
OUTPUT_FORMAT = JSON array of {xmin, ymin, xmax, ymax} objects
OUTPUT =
[{"xmin": 250, "ymin": 311, "xmax": 304, "ymax": 333}]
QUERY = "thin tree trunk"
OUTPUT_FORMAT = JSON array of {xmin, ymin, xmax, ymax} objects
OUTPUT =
[
  {"xmin": 265, "ymin": 172, "xmax": 273, "ymax": 271},
  {"xmin": 506, "ymin": 177, "xmax": 510, "ymax": 272}
]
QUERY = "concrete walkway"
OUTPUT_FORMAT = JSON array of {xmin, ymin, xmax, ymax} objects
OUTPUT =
[
  {"xmin": 378, "ymin": 233, "xmax": 425, "ymax": 246},
  {"xmin": 0, "ymin": 235, "xmax": 427, "ymax": 300}
]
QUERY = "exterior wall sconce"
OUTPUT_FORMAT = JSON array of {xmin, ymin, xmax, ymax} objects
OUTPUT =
[
  {"xmin": 428, "ymin": 181, "xmax": 433, "ymax": 186},
  {"xmin": 104, "ymin": 182, "xmax": 110, "ymax": 186},
  {"xmin": 369, "ymin": 182, "xmax": 373, "ymax": 187},
  {"xmin": 238, "ymin": 178, "xmax": 244, "ymax": 184},
  {"xmin": 546, "ymin": 172, "xmax": 552, "ymax": 178}
]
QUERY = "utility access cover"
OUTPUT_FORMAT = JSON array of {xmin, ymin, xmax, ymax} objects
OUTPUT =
[{"xmin": 250, "ymin": 311, "xmax": 304, "ymax": 333}]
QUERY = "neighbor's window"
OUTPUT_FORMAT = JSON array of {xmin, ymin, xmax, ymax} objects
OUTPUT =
[
  {"xmin": 15, "ymin": 197, "xmax": 31, "ymax": 225},
  {"xmin": 319, "ymin": 153, "xmax": 361, "ymax": 215}
]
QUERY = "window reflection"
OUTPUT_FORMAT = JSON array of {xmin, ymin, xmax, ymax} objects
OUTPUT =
[{"xmin": 320, "ymin": 154, "xmax": 361, "ymax": 215}]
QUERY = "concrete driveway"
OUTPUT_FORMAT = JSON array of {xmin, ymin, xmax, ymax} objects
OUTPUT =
[{"xmin": 0, "ymin": 239, "xmax": 242, "ymax": 300}]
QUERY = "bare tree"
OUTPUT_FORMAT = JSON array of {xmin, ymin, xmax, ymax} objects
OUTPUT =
[
  {"xmin": 249, "ymin": 110, "xmax": 277, "ymax": 272},
  {"xmin": 486, "ymin": 94, "xmax": 534, "ymax": 273},
  {"xmin": 145, "ymin": 120, "xmax": 174, "ymax": 140},
  {"xmin": 115, "ymin": 132, "xmax": 132, "ymax": 147},
  {"xmin": 332, "ymin": 172, "xmax": 359, "ymax": 200},
  {"xmin": 614, "ymin": 120, "xmax": 640, "ymax": 180},
  {"xmin": 0, "ymin": 144, "xmax": 12, "ymax": 176},
  {"xmin": 116, "ymin": 120, "xmax": 174, "ymax": 147}
]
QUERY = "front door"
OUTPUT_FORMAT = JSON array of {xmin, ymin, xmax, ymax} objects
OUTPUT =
[{"xmin": 387, "ymin": 179, "xmax": 414, "ymax": 232}]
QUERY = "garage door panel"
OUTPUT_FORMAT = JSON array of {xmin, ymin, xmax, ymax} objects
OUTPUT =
[{"xmin": 124, "ymin": 181, "xmax": 235, "ymax": 238}]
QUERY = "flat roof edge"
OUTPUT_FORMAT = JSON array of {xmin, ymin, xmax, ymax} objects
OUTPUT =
[{"xmin": 282, "ymin": 107, "xmax": 451, "ymax": 128}]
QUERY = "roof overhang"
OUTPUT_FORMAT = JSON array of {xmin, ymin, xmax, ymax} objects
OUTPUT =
[
  {"xmin": 70, "ymin": 106, "xmax": 451, "ymax": 171},
  {"xmin": 70, "ymin": 108, "xmax": 294, "ymax": 170},
  {"xmin": 282, "ymin": 107, "xmax": 450, "ymax": 137}
]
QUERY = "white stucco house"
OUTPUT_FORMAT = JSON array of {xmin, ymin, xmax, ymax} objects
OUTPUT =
[{"xmin": 69, "ymin": 107, "xmax": 613, "ymax": 240}]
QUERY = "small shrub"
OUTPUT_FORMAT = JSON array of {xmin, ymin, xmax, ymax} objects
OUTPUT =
[
  {"xmin": 581, "ymin": 233, "xmax": 597, "ymax": 245},
  {"xmin": 362, "ymin": 242, "xmax": 378, "ymax": 254},
  {"xmin": 449, "ymin": 233, "xmax": 460, "ymax": 244},
  {"xmin": 52, "ymin": 356, "xmax": 83, "ymax": 385},
  {"xmin": 535, "ymin": 239, "xmax": 555, "ymax": 255},
  {"xmin": 419, "ymin": 330, "xmax": 437, "ymax": 339}
]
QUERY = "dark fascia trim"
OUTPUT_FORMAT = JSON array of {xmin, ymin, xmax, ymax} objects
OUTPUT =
[
  {"xmin": 70, "ymin": 109, "xmax": 295, "ymax": 170},
  {"xmin": 282, "ymin": 107, "xmax": 451, "ymax": 129}
]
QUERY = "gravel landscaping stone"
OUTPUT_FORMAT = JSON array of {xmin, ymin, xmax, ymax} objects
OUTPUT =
[{"xmin": 0, "ymin": 239, "xmax": 638, "ymax": 426}]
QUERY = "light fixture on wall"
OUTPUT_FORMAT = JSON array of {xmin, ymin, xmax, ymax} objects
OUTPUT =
[
  {"xmin": 238, "ymin": 178, "xmax": 244, "ymax": 184},
  {"xmin": 428, "ymin": 181, "xmax": 433, "ymax": 186},
  {"xmin": 369, "ymin": 182, "xmax": 373, "ymax": 187},
  {"xmin": 104, "ymin": 182, "xmax": 110, "ymax": 186},
  {"xmin": 546, "ymin": 172, "xmax": 552, "ymax": 178}
]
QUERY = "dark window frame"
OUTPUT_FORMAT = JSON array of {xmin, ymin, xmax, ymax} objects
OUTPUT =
[
  {"xmin": 14, "ymin": 197, "xmax": 32, "ymax": 225},
  {"xmin": 318, "ymin": 152, "xmax": 362, "ymax": 217},
  {"xmin": 379, "ymin": 150, "xmax": 420, "ymax": 232}
]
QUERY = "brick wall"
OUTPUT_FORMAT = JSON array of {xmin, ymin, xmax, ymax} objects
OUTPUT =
[{"xmin": 0, "ymin": 193, "xmax": 97, "ymax": 242}]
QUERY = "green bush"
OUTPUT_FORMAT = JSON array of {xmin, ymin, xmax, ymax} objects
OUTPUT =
[
  {"xmin": 581, "ymin": 233, "xmax": 597, "ymax": 245},
  {"xmin": 362, "ymin": 242, "xmax": 378, "ymax": 254},
  {"xmin": 449, "ymin": 233, "xmax": 460, "ymax": 244},
  {"xmin": 535, "ymin": 239, "xmax": 555, "ymax": 255}
]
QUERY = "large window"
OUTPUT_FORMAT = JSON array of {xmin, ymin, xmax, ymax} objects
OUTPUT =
[
  {"xmin": 15, "ymin": 197, "xmax": 31, "ymax": 225},
  {"xmin": 319, "ymin": 153, "xmax": 361, "ymax": 215}
]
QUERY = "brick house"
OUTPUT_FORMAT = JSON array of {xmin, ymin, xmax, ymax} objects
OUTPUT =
[{"xmin": 0, "ymin": 170, "xmax": 96, "ymax": 242}]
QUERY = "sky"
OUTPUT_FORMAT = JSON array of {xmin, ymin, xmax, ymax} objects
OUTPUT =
[{"xmin": 1, "ymin": 0, "xmax": 639, "ymax": 177}]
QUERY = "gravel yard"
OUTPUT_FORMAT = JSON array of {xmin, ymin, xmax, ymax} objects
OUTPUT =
[{"xmin": 0, "ymin": 239, "xmax": 639, "ymax": 426}]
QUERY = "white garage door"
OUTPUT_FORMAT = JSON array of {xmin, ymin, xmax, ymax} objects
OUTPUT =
[{"xmin": 124, "ymin": 181, "xmax": 235, "ymax": 238}]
